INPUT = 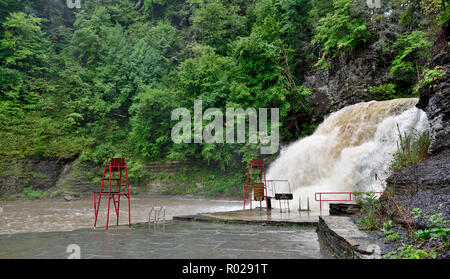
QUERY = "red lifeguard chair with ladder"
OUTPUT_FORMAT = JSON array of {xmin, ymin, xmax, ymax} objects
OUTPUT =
[
  {"xmin": 93, "ymin": 158, "xmax": 131, "ymax": 229},
  {"xmin": 243, "ymin": 159, "xmax": 268, "ymax": 210}
]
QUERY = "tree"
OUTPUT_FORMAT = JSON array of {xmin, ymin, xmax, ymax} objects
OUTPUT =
[
  {"xmin": 233, "ymin": 2, "xmax": 313, "ymax": 139},
  {"xmin": 129, "ymin": 86, "xmax": 179, "ymax": 159},
  {"xmin": 390, "ymin": 30, "xmax": 432, "ymax": 84},
  {"xmin": 0, "ymin": 12, "xmax": 50, "ymax": 72},
  {"xmin": 176, "ymin": 44, "xmax": 242, "ymax": 108},
  {"xmin": 312, "ymin": 0, "xmax": 370, "ymax": 69},
  {"xmin": 191, "ymin": 0, "xmax": 246, "ymax": 54},
  {"xmin": 309, "ymin": 0, "xmax": 334, "ymax": 27},
  {"xmin": 400, "ymin": 0, "xmax": 450, "ymax": 28},
  {"xmin": 0, "ymin": 0, "xmax": 24, "ymax": 23},
  {"xmin": 129, "ymin": 20, "xmax": 183, "ymax": 67}
]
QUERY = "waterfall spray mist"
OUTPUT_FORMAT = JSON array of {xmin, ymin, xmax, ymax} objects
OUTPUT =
[{"xmin": 267, "ymin": 98, "xmax": 429, "ymax": 212}]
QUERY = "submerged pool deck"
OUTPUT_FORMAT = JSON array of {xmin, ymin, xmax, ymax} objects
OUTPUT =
[
  {"xmin": 173, "ymin": 208, "xmax": 321, "ymax": 226},
  {"xmin": 174, "ymin": 208, "xmax": 386, "ymax": 259},
  {"xmin": 0, "ymin": 206, "xmax": 385, "ymax": 259},
  {"xmin": 0, "ymin": 214, "xmax": 328, "ymax": 259}
]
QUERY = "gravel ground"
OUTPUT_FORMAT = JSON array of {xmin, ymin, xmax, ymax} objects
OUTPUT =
[{"xmin": 393, "ymin": 191, "xmax": 450, "ymax": 228}]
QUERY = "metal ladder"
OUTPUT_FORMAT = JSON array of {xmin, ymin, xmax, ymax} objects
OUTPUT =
[{"xmin": 149, "ymin": 206, "xmax": 166, "ymax": 227}]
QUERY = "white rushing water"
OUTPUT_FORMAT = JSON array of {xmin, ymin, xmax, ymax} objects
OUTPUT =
[{"xmin": 266, "ymin": 98, "xmax": 429, "ymax": 212}]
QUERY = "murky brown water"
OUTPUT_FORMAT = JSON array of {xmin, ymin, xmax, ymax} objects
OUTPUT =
[{"xmin": 0, "ymin": 195, "xmax": 243, "ymax": 235}]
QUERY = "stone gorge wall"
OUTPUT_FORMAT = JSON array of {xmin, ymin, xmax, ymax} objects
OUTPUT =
[
  {"xmin": 387, "ymin": 20, "xmax": 450, "ymax": 210},
  {"xmin": 0, "ymin": 157, "xmax": 74, "ymax": 195},
  {"xmin": 304, "ymin": 47, "xmax": 391, "ymax": 114},
  {"xmin": 416, "ymin": 21, "xmax": 450, "ymax": 155},
  {"xmin": 0, "ymin": 157, "xmax": 201, "ymax": 197}
]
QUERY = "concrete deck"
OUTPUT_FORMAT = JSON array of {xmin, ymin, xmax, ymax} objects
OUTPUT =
[
  {"xmin": 0, "ymin": 220, "xmax": 329, "ymax": 259},
  {"xmin": 174, "ymin": 208, "xmax": 320, "ymax": 226},
  {"xmin": 174, "ymin": 208, "xmax": 386, "ymax": 259}
]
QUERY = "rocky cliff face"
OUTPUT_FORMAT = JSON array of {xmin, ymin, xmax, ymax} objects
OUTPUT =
[
  {"xmin": 388, "ymin": 20, "xmax": 450, "ymax": 203},
  {"xmin": 0, "ymin": 157, "xmax": 74, "ymax": 195},
  {"xmin": 0, "ymin": 156, "xmax": 109, "ymax": 197},
  {"xmin": 416, "ymin": 21, "xmax": 450, "ymax": 155},
  {"xmin": 304, "ymin": 47, "xmax": 391, "ymax": 113},
  {"xmin": 387, "ymin": 149, "xmax": 450, "ymax": 195},
  {"xmin": 0, "ymin": 156, "xmax": 206, "ymax": 197}
]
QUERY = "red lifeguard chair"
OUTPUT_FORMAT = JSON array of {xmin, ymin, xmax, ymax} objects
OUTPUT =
[
  {"xmin": 93, "ymin": 158, "xmax": 131, "ymax": 229},
  {"xmin": 243, "ymin": 159, "xmax": 268, "ymax": 210}
]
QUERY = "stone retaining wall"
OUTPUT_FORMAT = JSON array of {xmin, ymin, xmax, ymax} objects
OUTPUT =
[{"xmin": 316, "ymin": 216, "xmax": 385, "ymax": 259}]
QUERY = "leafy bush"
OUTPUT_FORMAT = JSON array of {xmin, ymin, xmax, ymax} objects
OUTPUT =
[
  {"xmin": 354, "ymin": 191, "xmax": 382, "ymax": 230},
  {"xmin": 414, "ymin": 65, "xmax": 447, "ymax": 93},
  {"xmin": 11, "ymin": 186, "xmax": 45, "ymax": 199},
  {"xmin": 368, "ymin": 83, "xmax": 399, "ymax": 100}
]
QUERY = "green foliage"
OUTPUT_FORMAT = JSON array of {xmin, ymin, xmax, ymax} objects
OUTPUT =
[
  {"xmin": 0, "ymin": 12, "xmax": 50, "ymax": 71},
  {"xmin": 308, "ymin": 0, "xmax": 334, "ymax": 27},
  {"xmin": 381, "ymin": 220, "xmax": 401, "ymax": 241},
  {"xmin": 248, "ymin": 0, "xmax": 313, "ymax": 52},
  {"xmin": 50, "ymin": 189, "xmax": 64, "ymax": 198},
  {"xmin": 368, "ymin": 0, "xmax": 404, "ymax": 56},
  {"xmin": 355, "ymin": 184, "xmax": 449, "ymax": 259},
  {"xmin": 232, "ymin": 0, "xmax": 314, "ymax": 139},
  {"xmin": 414, "ymin": 65, "xmax": 447, "ymax": 93},
  {"xmin": 414, "ymin": 227, "xmax": 450, "ymax": 245},
  {"xmin": 0, "ymin": 66, "xmax": 29, "ymax": 102},
  {"xmin": 399, "ymin": 0, "xmax": 450, "ymax": 28},
  {"xmin": 384, "ymin": 243, "xmax": 437, "ymax": 259},
  {"xmin": 355, "ymin": 191, "xmax": 381, "ymax": 230},
  {"xmin": 0, "ymin": 0, "xmax": 23, "ymax": 23},
  {"xmin": 232, "ymin": 29, "xmax": 288, "ymax": 109},
  {"xmin": 177, "ymin": 45, "xmax": 241, "ymax": 107},
  {"xmin": 411, "ymin": 204, "xmax": 449, "ymax": 246},
  {"xmin": 163, "ymin": 165, "xmax": 244, "ymax": 196},
  {"xmin": 384, "ymin": 205, "xmax": 449, "ymax": 259},
  {"xmin": 383, "ymin": 219, "xmax": 393, "ymax": 229},
  {"xmin": 130, "ymin": 20, "xmax": 183, "ymax": 65},
  {"xmin": 385, "ymin": 230, "xmax": 401, "ymax": 242},
  {"xmin": 368, "ymin": 83, "xmax": 399, "ymax": 100},
  {"xmin": 0, "ymin": 0, "xmax": 443, "ymax": 193},
  {"xmin": 191, "ymin": 0, "xmax": 246, "ymax": 55},
  {"xmin": 389, "ymin": 125, "xmax": 430, "ymax": 172},
  {"xmin": 11, "ymin": 186, "xmax": 45, "ymax": 199},
  {"xmin": 390, "ymin": 30, "xmax": 432, "ymax": 83},
  {"xmin": 129, "ymin": 87, "xmax": 178, "ymax": 159},
  {"xmin": 312, "ymin": 0, "xmax": 370, "ymax": 69}
]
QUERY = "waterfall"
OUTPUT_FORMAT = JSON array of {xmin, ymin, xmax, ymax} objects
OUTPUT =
[{"xmin": 266, "ymin": 98, "xmax": 429, "ymax": 211}]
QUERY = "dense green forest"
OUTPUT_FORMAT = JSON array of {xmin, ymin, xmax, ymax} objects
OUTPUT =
[{"xmin": 0, "ymin": 0, "xmax": 448, "ymax": 183}]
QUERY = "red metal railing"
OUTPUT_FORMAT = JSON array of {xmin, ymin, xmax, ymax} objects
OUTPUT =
[{"xmin": 314, "ymin": 191, "xmax": 383, "ymax": 213}]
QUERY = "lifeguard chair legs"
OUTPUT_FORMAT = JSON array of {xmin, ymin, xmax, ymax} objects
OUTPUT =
[{"xmin": 93, "ymin": 158, "xmax": 131, "ymax": 229}]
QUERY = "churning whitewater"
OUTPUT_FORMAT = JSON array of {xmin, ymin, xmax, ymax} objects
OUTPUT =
[{"xmin": 267, "ymin": 98, "xmax": 429, "ymax": 211}]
